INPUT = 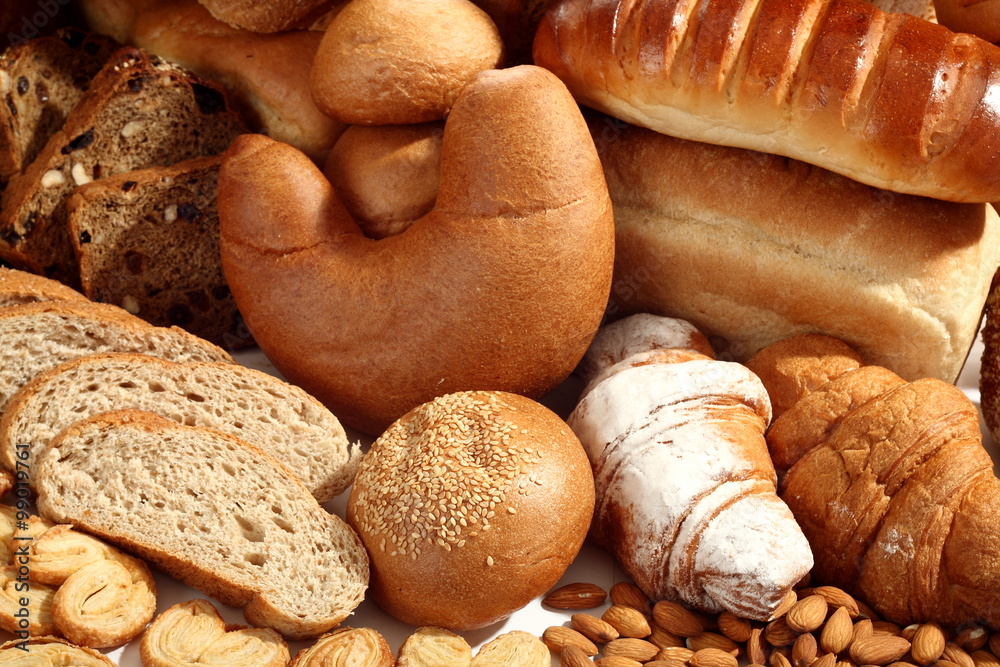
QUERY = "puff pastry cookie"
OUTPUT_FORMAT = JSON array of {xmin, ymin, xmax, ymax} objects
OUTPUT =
[
  {"xmin": 397, "ymin": 627, "xmax": 472, "ymax": 667},
  {"xmin": 289, "ymin": 627, "xmax": 394, "ymax": 666},
  {"xmin": 0, "ymin": 636, "xmax": 116, "ymax": 665}
]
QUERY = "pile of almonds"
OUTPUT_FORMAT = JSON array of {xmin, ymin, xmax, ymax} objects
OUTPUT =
[{"xmin": 539, "ymin": 582, "xmax": 1000, "ymax": 667}]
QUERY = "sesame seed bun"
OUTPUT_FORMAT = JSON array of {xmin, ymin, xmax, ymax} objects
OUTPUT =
[{"xmin": 346, "ymin": 390, "xmax": 595, "ymax": 630}]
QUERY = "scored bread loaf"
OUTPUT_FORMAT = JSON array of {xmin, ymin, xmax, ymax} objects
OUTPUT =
[
  {"xmin": 0, "ymin": 353, "xmax": 359, "ymax": 502},
  {"xmin": 0, "ymin": 266, "xmax": 88, "ymax": 307},
  {"xmin": 36, "ymin": 410, "xmax": 370, "ymax": 640},
  {"xmin": 0, "ymin": 301, "xmax": 232, "ymax": 414},
  {"xmin": 534, "ymin": 0, "xmax": 1000, "ymax": 202},
  {"xmin": 568, "ymin": 314, "xmax": 813, "ymax": 620}
]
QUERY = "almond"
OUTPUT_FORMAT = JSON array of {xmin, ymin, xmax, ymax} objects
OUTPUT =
[
  {"xmin": 853, "ymin": 619, "xmax": 875, "ymax": 645},
  {"xmin": 814, "ymin": 654, "xmax": 838, "ymax": 667},
  {"xmin": 792, "ymin": 632, "xmax": 818, "ymax": 667},
  {"xmin": 688, "ymin": 632, "xmax": 741, "ymax": 657},
  {"xmin": 766, "ymin": 618, "xmax": 800, "ymax": 648},
  {"xmin": 653, "ymin": 601, "xmax": 705, "ymax": 638},
  {"xmin": 873, "ymin": 622, "xmax": 903, "ymax": 637},
  {"xmin": 561, "ymin": 645, "xmax": 596, "ymax": 667},
  {"xmin": 787, "ymin": 595, "xmax": 829, "ymax": 633},
  {"xmin": 690, "ymin": 648, "xmax": 739, "ymax": 667},
  {"xmin": 887, "ymin": 662, "xmax": 919, "ymax": 667},
  {"xmin": 772, "ymin": 651, "xmax": 794, "ymax": 667},
  {"xmin": 718, "ymin": 612, "xmax": 753, "ymax": 643},
  {"xmin": 970, "ymin": 651, "xmax": 1000, "ymax": 667},
  {"xmin": 849, "ymin": 636, "xmax": 912, "ymax": 665},
  {"xmin": 657, "ymin": 646, "xmax": 695, "ymax": 662},
  {"xmin": 596, "ymin": 658, "xmax": 642, "ymax": 667},
  {"xmin": 911, "ymin": 624, "xmax": 946, "ymax": 665},
  {"xmin": 771, "ymin": 591, "xmax": 799, "ymax": 620},
  {"xmin": 811, "ymin": 587, "xmax": 860, "ymax": 618},
  {"xmin": 821, "ymin": 606, "xmax": 854, "ymax": 655},
  {"xmin": 544, "ymin": 583, "xmax": 609, "ymax": 610},
  {"xmin": 933, "ymin": 661, "xmax": 965, "ymax": 667},
  {"xmin": 649, "ymin": 621, "xmax": 686, "ymax": 649},
  {"xmin": 835, "ymin": 661, "xmax": 856, "ymax": 667},
  {"xmin": 648, "ymin": 662, "xmax": 687, "ymax": 667},
  {"xmin": 543, "ymin": 626, "xmax": 599, "ymax": 656},
  {"xmin": 989, "ymin": 635, "xmax": 1000, "ymax": 658},
  {"xmin": 603, "ymin": 605, "xmax": 651, "ymax": 639},
  {"xmin": 609, "ymin": 582, "xmax": 652, "ymax": 616},
  {"xmin": 572, "ymin": 614, "xmax": 620, "ymax": 644},
  {"xmin": 956, "ymin": 628, "xmax": 988, "ymax": 653},
  {"xmin": 903, "ymin": 626, "xmax": 920, "ymax": 642},
  {"xmin": 603, "ymin": 638, "xmax": 659, "ymax": 662},
  {"xmin": 749, "ymin": 627, "xmax": 770, "ymax": 665},
  {"xmin": 942, "ymin": 643, "xmax": 976, "ymax": 667}
]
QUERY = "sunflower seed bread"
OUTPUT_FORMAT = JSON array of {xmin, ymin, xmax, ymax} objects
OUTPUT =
[
  {"xmin": 1, "ymin": 352, "xmax": 360, "ymax": 502},
  {"xmin": 36, "ymin": 410, "xmax": 370, "ymax": 640}
]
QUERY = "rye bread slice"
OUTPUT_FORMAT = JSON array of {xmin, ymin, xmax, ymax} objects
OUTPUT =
[
  {"xmin": 65, "ymin": 156, "xmax": 249, "ymax": 347},
  {"xmin": 0, "ymin": 28, "xmax": 121, "ymax": 184},
  {"xmin": 0, "ymin": 300, "xmax": 232, "ymax": 414},
  {"xmin": 36, "ymin": 409, "xmax": 370, "ymax": 640},
  {"xmin": 1, "ymin": 352, "xmax": 360, "ymax": 502},
  {"xmin": 0, "ymin": 47, "xmax": 246, "ymax": 284},
  {"xmin": 0, "ymin": 266, "xmax": 88, "ymax": 307}
]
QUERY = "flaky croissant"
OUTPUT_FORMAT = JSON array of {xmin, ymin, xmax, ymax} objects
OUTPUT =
[
  {"xmin": 750, "ymin": 334, "xmax": 1000, "ymax": 627},
  {"xmin": 568, "ymin": 314, "xmax": 813, "ymax": 620}
]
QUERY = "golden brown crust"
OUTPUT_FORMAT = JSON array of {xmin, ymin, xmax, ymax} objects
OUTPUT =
[
  {"xmin": 196, "ymin": 0, "xmax": 336, "ymax": 32},
  {"xmin": 0, "ymin": 566, "xmax": 57, "ymax": 636},
  {"xmin": 470, "ymin": 631, "xmax": 550, "ymax": 666},
  {"xmin": 288, "ymin": 626, "xmax": 394, "ymax": 667},
  {"xmin": 0, "ymin": 636, "xmax": 116, "ymax": 665},
  {"xmin": 935, "ymin": 0, "xmax": 1000, "ymax": 42},
  {"xmin": 219, "ymin": 65, "xmax": 614, "ymax": 434},
  {"xmin": 979, "ymin": 284, "xmax": 1000, "ymax": 442},
  {"xmin": 396, "ymin": 627, "xmax": 472, "ymax": 667},
  {"xmin": 0, "ymin": 268, "xmax": 88, "ymax": 309}
]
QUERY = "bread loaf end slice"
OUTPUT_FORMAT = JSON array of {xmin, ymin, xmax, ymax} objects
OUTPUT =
[{"xmin": 36, "ymin": 409, "xmax": 369, "ymax": 640}]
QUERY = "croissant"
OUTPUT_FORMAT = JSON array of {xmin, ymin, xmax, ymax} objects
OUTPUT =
[
  {"xmin": 567, "ymin": 314, "xmax": 813, "ymax": 620},
  {"xmin": 749, "ymin": 334, "xmax": 1000, "ymax": 627}
]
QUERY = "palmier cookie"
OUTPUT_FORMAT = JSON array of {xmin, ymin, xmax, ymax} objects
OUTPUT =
[{"xmin": 289, "ymin": 627, "xmax": 394, "ymax": 666}]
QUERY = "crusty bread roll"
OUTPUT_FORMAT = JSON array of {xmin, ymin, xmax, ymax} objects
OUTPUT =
[
  {"xmin": 347, "ymin": 391, "xmax": 594, "ymax": 630},
  {"xmin": 591, "ymin": 117, "xmax": 1000, "ymax": 383},
  {"xmin": 534, "ymin": 0, "xmax": 1000, "ymax": 202},
  {"xmin": 311, "ymin": 0, "xmax": 504, "ymax": 125},
  {"xmin": 196, "ymin": 0, "xmax": 336, "ymax": 32},
  {"xmin": 218, "ymin": 66, "xmax": 614, "ymax": 434},
  {"xmin": 935, "ymin": 0, "xmax": 1000, "ymax": 42}
]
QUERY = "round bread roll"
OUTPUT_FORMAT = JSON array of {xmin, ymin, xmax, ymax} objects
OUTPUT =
[
  {"xmin": 347, "ymin": 391, "xmax": 595, "ymax": 630},
  {"xmin": 311, "ymin": 0, "xmax": 505, "ymax": 125},
  {"xmin": 324, "ymin": 123, "xmax": 443, "ymax": 239},
  {"xmin": 196, "ymin": 0, "xmax": 336, "ymax": 32}
]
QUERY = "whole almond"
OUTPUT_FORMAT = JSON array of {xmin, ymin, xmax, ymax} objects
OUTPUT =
[
  {"xmin": 603, "ymin": 638, "xmax": 660, "ymax": 662},
  {"xmin": 544, "ymin": 583, "xmax": 609, "ymax": 610},
  {"xmin": 811, "ymin": 587, "xmax": 860, "ymax": 618},
  {"xmin": 772, "ymin": 651, "xmax": 794, "ymax": 667},
  {"xmin": 853, "ymin": 620, "xmax": 875, "ymax": 645},
  {"xmin": 835, "ymin": 661, "xmax": 856, "ymax": 667},
  {"xmin": 957, "ymin": 628, "xmax": 989, "ymax": 653},
  {"xmin": 603, "ymin": 605, "xmax": 651, "ymax": 639},
  {"xmin": 596, "ymin": 658, "xmax": 642, "ymax": 667},
  {"xmin": 657, "ymin": 646, "xmax": 695, "ymax": 662},
  {"xmin": 849, "ymin": 636, "xmax": 912, "ymax": 665},
  {"xmin": 903, "ymin": 626, "xmax": 920, "ymax": 642},
  {"xmin": 771, "ymin": 591, "xmax": 799, "ymax": 621},
  {"xmin": 610, "ymin": 582, "xmax": 652, "ymax": 616},
  {"xmin": 572, "ymin": 613, "xmax": 620, "ymax": 644},
  {"xmin": 653, "ymin": 601, "xmax": 705, "ymax": 638},
  {"xmin": 749, "ymin": 627, "xmax": 770, "ymax": 665},
  {"xmin": 814, "ymin": 654, "xmax": 838, "ymax": 667},
  {"xmin": 690, "ymin": 648, "xmax": 739, "ymax": 667},
  {"xmin": 718, "ymin": 612, "xmax": 753, "ymax": 643},
  {"xmin": 649, "ymin": 621, "xmax": 685, "ymax": 649},
  {"xmin": 970, "ymin": 651, "xmax": 1000, "ymax": 667},
  {"xmin": 934, "ymin": 661, "xmax": 965, "ymax": 667},
  {"xmin": 648, "ymin": 662, "xmax": 687, "ymax": 667},
  {"xmin": 543, "ymin": 626, "xmax": 599, "ymax": 656},
  {"xmin": 887, "ymin": 663, "xmax": 919, "ymax": 667},
  {"xmin": 911, "ymin": 624, "xmax": 947, "ymax": 665},
  {"xmin": 874, "ymin": 622, "xmax": 903, "ymax": 637},
  {"xmin": 561, "ymin": 645, "xmax": 596, "ymax": 667},
  {"xmin": 766, "ymin": 618, "xmax": 800, "ymax": 648},
  {"xmin": 787, "ymin": 595, "xmax": 829, "ymax": 633},
  {"xmin": 821, "ymin": 606, "xmax": 854, "ymax": 655},
  {"xmin": 688, "ymin": 632, "xmax": 740, "ymax": 657},
  {"xmin": 792, "ymin": 632, "xmax": 818, "ymax": 667},
  {"xmin": 943, "ymin": 643, "xmax": 976, "ymax": 667}
]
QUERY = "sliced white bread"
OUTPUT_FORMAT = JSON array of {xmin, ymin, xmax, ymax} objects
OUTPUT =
[
  {"xmin": 0, "ymin": 301, "xmax": 232, "ymax": 414},
  {"xmin": 0, "ymin": 267, "xmax": 89, "ymax": 308},
  {"xmin": 1, "ymin": 353, "xmax": 359, "ymax": 502},
  {"xmin": 36, "ymin": 410, "xmax": 369, "ymax": 640}
]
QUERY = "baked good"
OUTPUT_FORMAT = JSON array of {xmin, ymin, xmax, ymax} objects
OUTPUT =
[
  {"xmin": 0, "ymin": 47, "xmax": 246, "ymax": 284},
  {"xmin": 470, "ymin": 631, "xmax": 550, "ymax": 666},
  {"xmin": 0, "ymin": 352, "xmax": 359, "ymax": 502},
  {"xmin": 0, "ymin": 266, "xmax": 88, "ymax": 307},
  {"xmin": 0, "ymin": 28, "xmax": 120, "ymax": 183},
  {"xmin": 347, "ymin": 391, "xmax": 594, "ymax": 630},
  {"xmin": 0, "ymin": 637, "xmax": 116, "ymax": 665},
  {"xmin": 534, "ymin": 0, "xmax": 1000, "ymax": 202},
  {"xmin": 288, "ymin": 627, "xmax": 394, "ymax": 667},
  {"xmin": 396, "ymin": 627, "xmax": 472, "ymax": 667},
  {"xmin": 587, "ymin": 116, "xmax": 1000, "ymax": 383},
  {"xmin": 755, "ymin": 334, "xmax": 1000, "ymax": 627},
  {"xmin": 568, "ymin": 314, "xmax": 813, "ymax": 620},
  {"xmin": 0, "ymin": 566, "xmax": 57, "ymax": 635},
  {"xmin": 66, "ymin": 156, "xmax": 248, "ymax": 348},
  {"xmin": 0, "ymin": 300, "xmax": 232, "ymax": 414},
  {"xmin": 311, "ymin": 0, "xmax": 505, "ymax": 125},
  {"xmin": 867, "ymin": 0, "xmax": 937, "ymax": 19},
  {"xmin": 935, "ymin": 0, "xmax": 1000, "ymax": 42},
  {"xmin": 37, "ymin": 409, "xmax": 370, "ymax": 640},
  {"xmin": 219, "ymin": 65, "xmax": 614, "ymax": 434},
  {"xmin": 140, "ymin": 599, "xmax": 290, "ymax": 667},
  {"xmin": 472, "ymin": 0, "xmax": 556, "ymax": 63},
  {"xmin": 196, "ymin": 0, "xmax": 336, "ymax": 32},
  {"xmin": 323, "ymin": 123, "xmax": 443, "ymax": 239},
  {"xmin": 979, "ymin": 278, "xmax": 1000, "ymax": 445}
]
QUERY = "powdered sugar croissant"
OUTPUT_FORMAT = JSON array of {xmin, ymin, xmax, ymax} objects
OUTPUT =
[{"xmin": 568, "ymin": 314, "xmax": 813, "ymax": 620}]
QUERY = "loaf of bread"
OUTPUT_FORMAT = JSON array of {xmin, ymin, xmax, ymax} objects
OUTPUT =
[
  {"xmin": 534, "ymin": 0, "xmax": 1000, "ymax": 202},
  {"xmin": 36, "ymin": 410, "xmax": 370, "ymax": 640},
  {"xmin": 218, "ymin": 66, "xmax": 614, "ymax": 434},
  {"xmin": 935, "ymin": 0, "xmax": 1000, "ymax": 42},
  {"xmin": 568, "ymin": 314, "xmax": 813, "ymax": 620},
  {"xmin": 753, "ymin": 334, "xmax": 1000, "ymax": 627},
  {"xmin": 195, "ymin": 0, "xmax": 336, "ymax": 32},
  {"xmin": 588, "ymin": 116, "xmax": 1000, "ymax": 383},
  {"xmin": 0, "ymin": 267, "xmax": 88, "ymax": 307}
]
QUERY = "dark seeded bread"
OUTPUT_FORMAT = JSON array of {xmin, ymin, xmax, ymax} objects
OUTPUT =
[
  {"xmin": 0, "ymin": 47, "xmax": 246, "ymax": 284},
  {"xmin": 0, "ymin": 300, "xmax": 233, "ymax": 413},
  {"xmin": 36, "ymin": 410, "xmax": 370, "ymax": 640},
  {"xmin": 66, "ymin": 155, "xmax": 249, "ymax": 347},
  {"xmin": 1, "ymin": 352, "xmax": 361, "ymax": 502},
  {"xmin": 0, "ymin": 266, "xmax": 88, "ymax": 306},
  {"xmin": 0, "ymin": 28, "xmax": 121, "ymax": 184}
]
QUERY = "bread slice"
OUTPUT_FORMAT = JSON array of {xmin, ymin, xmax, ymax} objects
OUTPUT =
[
  {"xmin": 0, "ymin": 28, "xmax": 121, "ymax": 183},
  {"xmin": 1, "ymin": 352, "xmax": 360, "ymax": 502},
  {"xmin": 0, "ymin": 266, "xmax": 88, "ymax": 307},
  {"xmin": 36, "ymin": 409, "xmax": 370, "ymax": 640},
  {"xmin": 65, "ymin": 156, "xmax": 248, "ymax": 347},
  {"xmin": 0, "ymin": 47, "xmax": 246, "ymax": 284},
  {"xmin": 0, "ymin": 300, "xmax": 232, "ymax": 413}
]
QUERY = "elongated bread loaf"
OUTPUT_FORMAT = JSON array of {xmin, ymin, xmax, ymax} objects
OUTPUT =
[
  {"xmin": 534, "ymin": 0, "xmax": 1000, "ymax": 202},
  {"xmin": 36, "ymin": 410, "xmax": 369, "ymax": 640}
]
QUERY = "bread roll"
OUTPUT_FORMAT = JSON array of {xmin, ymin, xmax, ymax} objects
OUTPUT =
[
  {"xmin": 196, "ymin": 0, "xmax": 336, "ymax": 32},
  {"xmin": 591, "ymin": 117, "xmax": 1000, "ymax": 383},
  {"xmin": 534, "ymin": 0, "xmax": 1000, "ymax": 202},
  {"xmin": 935, "ymin": 0, "xmax": 1000, "ymax": 42},
  {"xmin": 347, "ymin": 391, "xmax": 595, "ymax": 630}
]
